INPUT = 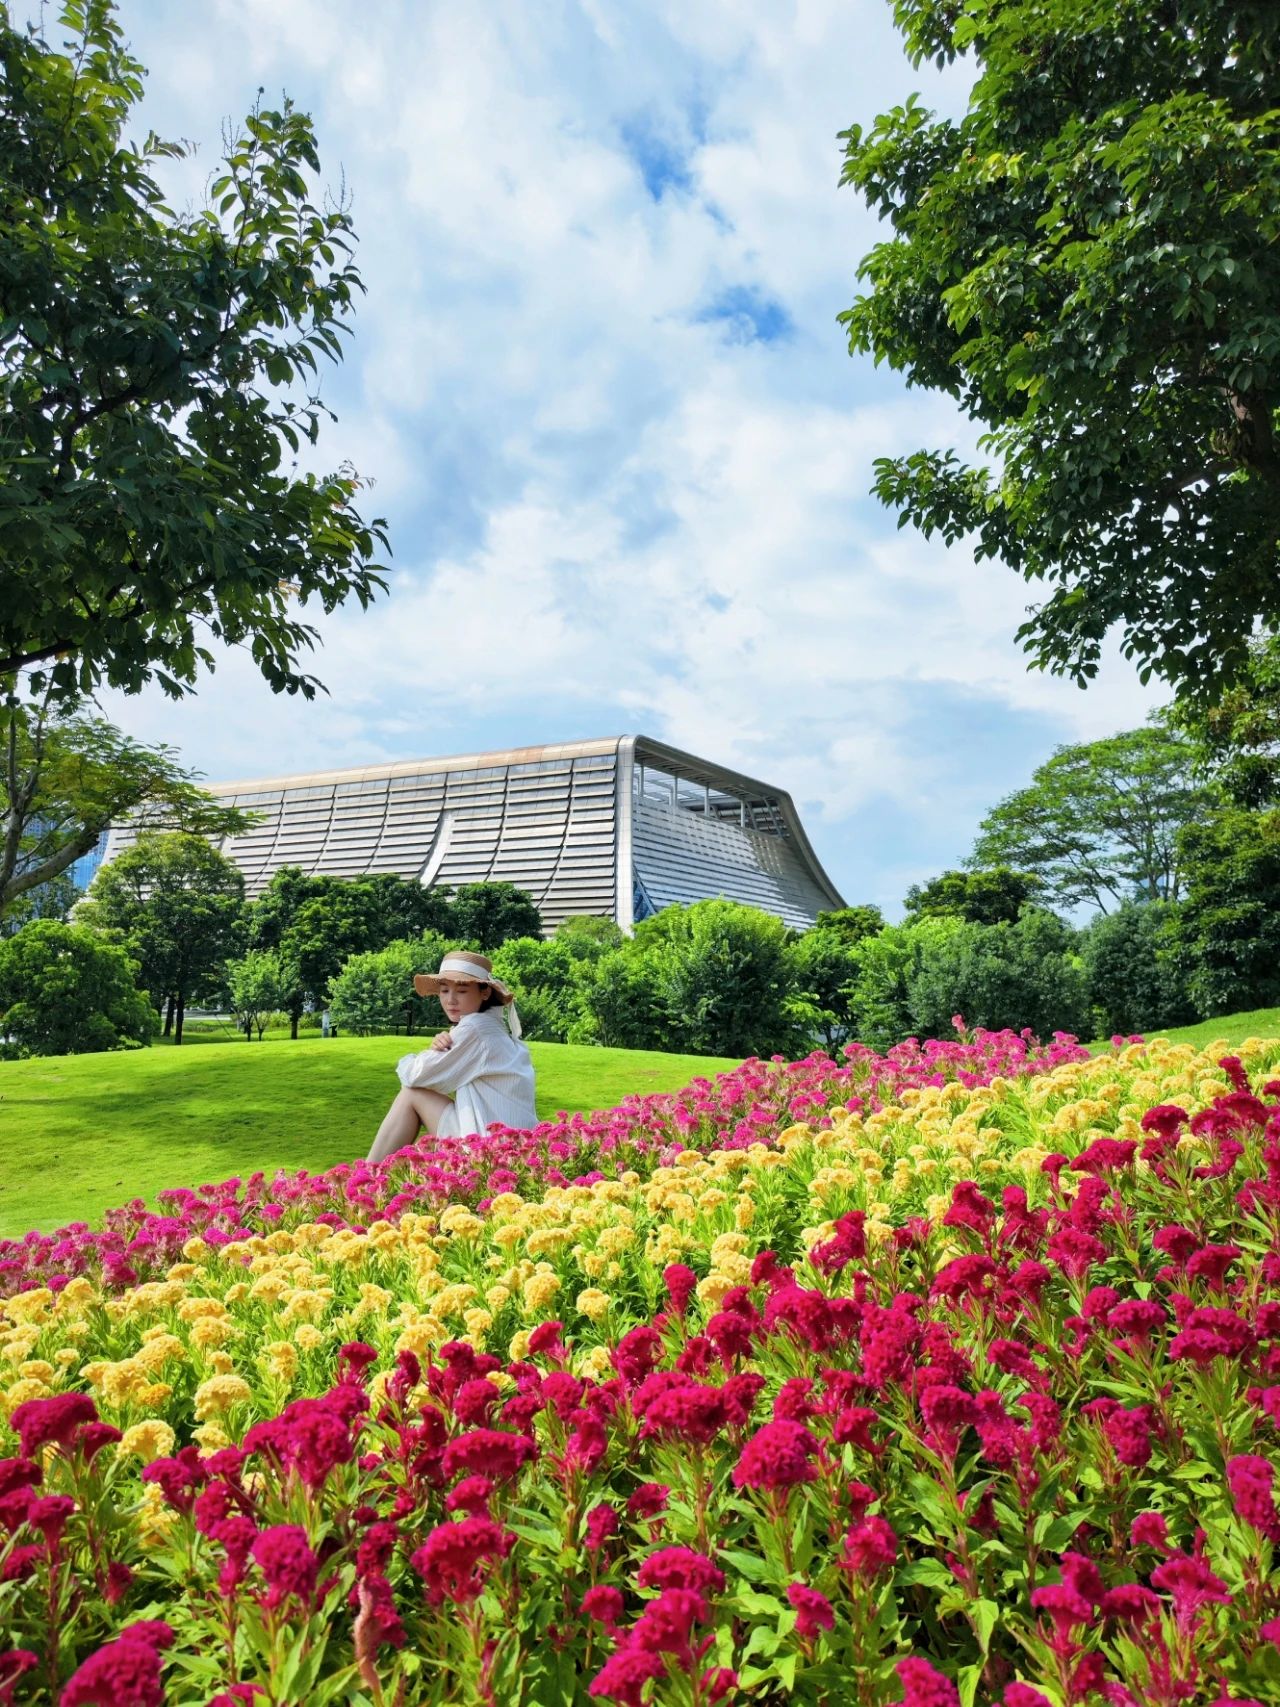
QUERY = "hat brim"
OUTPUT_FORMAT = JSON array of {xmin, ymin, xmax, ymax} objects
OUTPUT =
[{"xmin": 413, "ymin": 972, "xmax": 513, "ymax": 1004}]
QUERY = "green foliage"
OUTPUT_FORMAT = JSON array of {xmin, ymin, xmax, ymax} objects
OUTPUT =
[
  {"xmin": 0, "ymin": 918, "xmax": 154, "ymax": 1054},
  {"xmin": 630, "ymin": 900, "xmax": 798, "ymax": 1058},
  {"xmin": 450, "ymin": 882, "xmax": 543, "ymax": 951},
  {"xmin": 77, "ymin": 831, "xmax": 245, "ymax": 1042},
  {"xmin": 1, "ymin": 693, "xmax": 253, "ymax": 914},
  {"xmin": 845, "ymin": 916, "xmax": 965, "ymax": 1050},
  {"xmin": 554, "ymin": 914, "xmax": 625, "ymax": 958},
  {"xmin": 577, "ymin": 950, "xmax": 671, "ymax": 1052},
  {"xmin": 0, "ymin": 869, "xmax": 79, "ymax": 938},
  {"xmin": 224, "ymin": 948, "xmax": 291, "ymax": 1042},
  {"xmin": 1175, "ymin": 807, "xmax": 1280, "ymax": 1016},
  {"xmin": 783, "ymin": 929, "xmax": 861, "ymax": 1051},
  {"xmin": 1080, "ymin": 902, "xmax": 1195, "ymax": 1039},
  {"xmin": 903, "ymin": 866, "xmax": 1044, "ymax": 925},
  {"xmin": 904, "ymin": 910, "xmax": 1092, "ymax": 1043},
  {"xmin": 0, "ymin": 0, "xmax": 388, "ymax": 705},
  {"xmin": 490, "ymin": 936, "xmax": 583, "ymax": 1043},
  {"xmin": 811, "ymin": 904, "xmax": 885, "ymax": 946},
  {"xmin": 971, "ymin": 724, "xmax": 1213, "ymax": 911},
  {"xmin": 328, "ymin": 939, "xmax": 426, "ymax": 1037},
  {"xmin": 1173, "ymin": 630, "xmax": 1280, "ymax": 808},
  {"xmin": 841, "ymin": 2, "xmax": 1280, "ymax": 696}
]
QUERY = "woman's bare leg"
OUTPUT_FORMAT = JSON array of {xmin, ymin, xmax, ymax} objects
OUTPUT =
[{"xmin": 367, "ymin": 1087, "xmax": 451, "ymax": 1164}]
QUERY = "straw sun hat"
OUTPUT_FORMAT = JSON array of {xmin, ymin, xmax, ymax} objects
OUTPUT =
[{"xmin": 413, "ymin": 951, "xmax": 522, "ymax": 1037}]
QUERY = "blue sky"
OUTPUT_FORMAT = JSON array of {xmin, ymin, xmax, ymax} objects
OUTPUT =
[{"xmin": 99, "ymin": 0, "xmax": 1161, "ymax": 917}]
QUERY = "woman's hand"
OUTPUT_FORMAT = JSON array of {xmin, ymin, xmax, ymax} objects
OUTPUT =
[{"xmin": 430, "ymin": 1032, "xmax": 454, "ymax": 1053}]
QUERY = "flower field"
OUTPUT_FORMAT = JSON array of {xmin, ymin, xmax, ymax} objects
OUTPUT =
[{"xmin": 2, "ymin": 1028, "xmax": 1280, "ymax": 1706}]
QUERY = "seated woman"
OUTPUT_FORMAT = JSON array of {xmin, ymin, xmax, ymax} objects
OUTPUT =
[{"xmin": 366, "ymin": 949, "xmax": 537, "ymax": 1164}]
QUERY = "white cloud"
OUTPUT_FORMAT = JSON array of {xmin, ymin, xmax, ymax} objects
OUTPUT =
[{"xmin": 99, "ymin": 0, "xmax": 1163, "ymax": 910}]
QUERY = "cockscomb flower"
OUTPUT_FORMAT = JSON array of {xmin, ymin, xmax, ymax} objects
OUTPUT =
[
  {"xmin": 588, "ymin": 1646, "xmax": 665, "ymax": 1706},
  {"xmin": 840, "ymin": 1515, "xmax": 897, "ymax": 1581},
  {"xmin": 663, "ymin": 1264, "xmax": 698, "ymax": 1317},
  {"xmin": 410, "ymin": 1517, "xmax": 514, "ymax": 1607},
  {"xmin": 1150, "ymin": 1554, "xmax": 1232, "ymax": 1631},
  {"xmin": 582, "ymin": 1584, "xmax": 625, "ymax": 1628},
  {"xmin": 1226, "ymin": 1456, "xmax": 1280, "ymax": 1541},
  {"xmin": 788, "ymin": 1580, "xmax": 834, "ymax": 1639},
  {"xmin": 635, "ymin": 1546, "xmax": 725, "ymax": 1597},
  {"xmin": 8, "ymin": 1393, "xmax": 98, "ymax": 1460},
  {"xmin": 442, "ymin": 1428, "xmax": 536, "ymax": 1483},
  {"xmin": 731, "ymin": 1420, "xmax": 820, "ymax": 1491},
  {"xmin": 1102, "ymin": 1405, "xmax": 1153, "ymax": 1468},
  {"xmin": 250, "ymin": 1525, "xmax": 319, "ymax": 1611},
  {"xmin": 897, "ymin": 1656, "xmax": 961, "ymax": 1707},
  {"xmin": 61, "ymin": 1620, "xmax": 174, "ymax": 1707}
]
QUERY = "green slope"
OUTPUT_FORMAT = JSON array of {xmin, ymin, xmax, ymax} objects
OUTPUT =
[{"xmin": 0, "ymin": 1036, "xmax": 737, "ymax": 1238}]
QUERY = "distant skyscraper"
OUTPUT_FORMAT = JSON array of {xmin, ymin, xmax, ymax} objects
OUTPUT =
[{"xmin": 103, "ymin": 735, "xmax": 843, "ymax": 932}]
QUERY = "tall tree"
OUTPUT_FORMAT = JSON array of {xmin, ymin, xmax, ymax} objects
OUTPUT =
[
  {"xmin": 970, "ymin": 725, "xmax": 1213, "ymax": 912},
  {"xmin": 841, "ymin": 1, "xmax": 1280, "ymax": 697},
  {"xmin": 1, "ymin": 692, "xmax": 251, "ymax": 916},
  {"xmin": 1175, "ymin": 807, "xmax": 1280, "ymax": 1017},
  {"xmin": 78, "ymin": 832, "xmax": 245, "ymax": 1042},
  {"xmin": 0, "ymin": 0, "xmax": 388, "ymax": 707},
  {"xmin": 450, "ymin": 883, "xmax": 543, "ymax": 952}
]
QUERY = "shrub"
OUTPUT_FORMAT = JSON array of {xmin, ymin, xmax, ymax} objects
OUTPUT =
[
  {"xmin": 1081, "ymin": 901, "xmax": 1195, "ymax": 1038},
  {"xmin": 0, "ymin": 920, "xmax": 155, "ymax": 1055}
]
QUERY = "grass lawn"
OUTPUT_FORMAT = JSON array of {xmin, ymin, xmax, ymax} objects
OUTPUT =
[
  {"xmin": 0, "ymin": 1036, "xmax": 737, "ymax": 1240},
  {"xmin": 1087, "ymin": 1006, "xmax": 1280, "ymax": 1054}
]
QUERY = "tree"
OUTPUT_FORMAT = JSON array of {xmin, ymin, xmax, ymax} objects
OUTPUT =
[
  {"xmin": 0, "ymin": 869, "xmax": 79, "ymax": 938},
  {"xmin": 77, "ymin": 832, "xmax": 245, "ymax": 1042},
  {"xmin": 1, "ymin": 692, "xmax": 252, "ymax": 916},
  {"xmin": 0, "ymin": 1, "xmax": 388, "ymax": 707},
  {"xmin": 812, "ymin": 905, "xmax": 885, "ymax": 948},
  {"xmin": 784, "ymin": 929, "xmax": 861, "ymax": 1051},
  {"xmin": 328, "ymin": 939, "xmax": 427, "ymax": 1037},
  {"xmin": 362, "ymin": 873, "xmax": 456, "ymax": 943},
  {"xmin": 450, "ymin": 884, "xmax": 543, "ymax": 952},
  {"xmin": 644, "ymin": 900, "xmax": 797, "ymax": 1059},
  {"xmin": 971, "ymin": 724, "xmax": 1213, "ymax": 912},
  {"xmin": 224, "ymin": 948, "xmax": 289, "ymax": 1041},
  {"xmin": 903, "ymin": 867, "xmax": 1044, "ymax": 926},
  {"xmin": 1175, "ymin": 807, "xmax": 1280, "ymax": 1017},
  {"xmin": 840, "ymin": 2, "xmax": 1280, "ymax": 697},
  {"xmin": 0, "ymin": 919, "xmax": 154, "ymax": 1055},
  {"xmin": 905, "ymin": 911, "xmax": 1091, "ymax": 1044},
  {"xmin": 1173, "ymin": 631, "xmax": 1280, "ymax": 808},
  {"xmin": 491, "ymin": 936, "xmax": 585, "ymax": 1043},
  {"xmin": 846, "ymin": 916, "xmax": 965, "ymax": 1052},
  {"xmin": 1080, "ymin": 903, "xmax": 1194, "ymax": 1039},
  {"xmin": 555, "ymin": 915, "xmax": 624, "ymax": 957}
]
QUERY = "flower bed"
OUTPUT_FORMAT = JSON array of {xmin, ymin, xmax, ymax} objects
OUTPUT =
[
  {"xmin": 0, "ymin": 1027, "xmax": 1087, "ymax": 1298},
  {"xmin": 2, "ymin": 1034, "xmax": 1279, "ymax": 1704}
]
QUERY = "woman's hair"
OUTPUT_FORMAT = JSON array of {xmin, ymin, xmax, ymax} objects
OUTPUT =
[{"xmin": 476, "ymin": 984, "xmax": 503, "ymax": 1012}]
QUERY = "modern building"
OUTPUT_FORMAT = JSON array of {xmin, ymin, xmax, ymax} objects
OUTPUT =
[{"xmin": 103, "ymin": 735, "xmax": 844, "ymax": 932}]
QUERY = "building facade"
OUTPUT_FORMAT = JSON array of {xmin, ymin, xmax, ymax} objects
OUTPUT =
[{"xmin": 103, "ymin": 735, "xmax": 843, "ymax": 932}]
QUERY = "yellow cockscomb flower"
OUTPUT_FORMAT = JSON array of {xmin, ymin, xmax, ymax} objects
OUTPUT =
[
  {"xmin": 193, "ymin": 1375, "xmax": 252, "ymax": 1420},
  {"xmin": 120, "ymin": 1419, "xmax": 177, "ymax": 1463}
]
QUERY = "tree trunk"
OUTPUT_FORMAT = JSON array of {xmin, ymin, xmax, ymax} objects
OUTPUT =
[
  {"xmin": 174, "ymin": 992, "xmax": 185, "ymax": 1045},
  {"xmin": 291, "ymin": 1009, "xmax": 299, "ymax": 1040},
  {"xmin": 163, "ymin": 994, "xmax": 175, "ymax": 1037}
]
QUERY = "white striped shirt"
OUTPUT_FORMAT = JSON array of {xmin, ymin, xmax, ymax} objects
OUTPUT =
[{"xmin": 396, "ymin": 1009, "xmax": 537, "ymax": 1137}]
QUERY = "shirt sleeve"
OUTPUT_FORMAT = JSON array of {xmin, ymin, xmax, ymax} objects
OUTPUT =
[{"xmin": 396, "ymin": 1019, "xmax": 489, "ymax": 1093}]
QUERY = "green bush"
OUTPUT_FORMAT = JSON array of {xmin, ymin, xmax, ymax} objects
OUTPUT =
[
  {"xmin": 1081, "ymin": 902, "xmax": 1194, "ymax": 1038},
  {"xmin": 0, "ymin": 920, "xmax": 156, "ymax": 1055},
  {"xmin": 328, "ymin": 932, "xmax": 450, "ymax": 1036}
]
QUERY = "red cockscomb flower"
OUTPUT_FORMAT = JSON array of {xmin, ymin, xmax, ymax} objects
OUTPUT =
[
  {"xmin": 410, "ymin": 1517, "xmax": 513, "ymax": 1607},
  {"xmin": 9, "ymin": 1393, "xmax": 98, "ymax": 1460},
  {"xmin": 731, "ymin": 1420, "xmax": 819, "ymax": 1491},
  {"xmin": 897, "ymin": 1656, "xmax": 960, "ymax": 1707},
  {"xmin": 788, "ymin": 1580, "xmax": 834, "ymax": 1639},
  {"xmin": 61, "ymin": 1621, "xmax": 174, "ymax": 1707},
  {"xmin": 251, "ymin": 1525, "xmax": 319, "ymax": 1611},
  {"xmin": 841, "ymin": 1514, "xmax": 897, "ymax": 1580}
]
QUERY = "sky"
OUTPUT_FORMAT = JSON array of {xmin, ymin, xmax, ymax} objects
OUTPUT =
[{"xmin": 96, "ymin": 0, "xmax": 1162, "ymax": 917}]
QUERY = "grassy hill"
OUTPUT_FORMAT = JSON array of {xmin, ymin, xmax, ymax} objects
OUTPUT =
[{"xmin": 0, "ymin": 1034, "xmax": 736, "ymax": 1239}]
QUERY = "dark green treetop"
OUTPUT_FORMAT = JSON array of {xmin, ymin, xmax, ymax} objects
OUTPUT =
[
  {"xmin": 841, "ymin": 0, "xmax": 1280, "ymax": 696},
  {"xmin": 0, "ymin": 0, "xmax": 388, "ymax": 705}
]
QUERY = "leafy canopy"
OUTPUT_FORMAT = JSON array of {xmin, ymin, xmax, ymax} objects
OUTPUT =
[
  {"xmin": 842, "ymin": 0, "xmax": 1280, "ymax": 696},
  {"xmin": 1, "ymin": 692, "xmax": 252, "ymax": 913},
  {"xmin": 0, "ymin": 0, "xmax": 388, "ymax": 705},
  {"xmin": 970, "ymin": 722, "xmax": 1214, "ymax": 911}
]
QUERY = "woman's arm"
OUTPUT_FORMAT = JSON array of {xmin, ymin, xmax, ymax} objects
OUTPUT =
[{"xmin": 396, "ymin": 1020, "xmax": 485, "ymax": 1092}]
